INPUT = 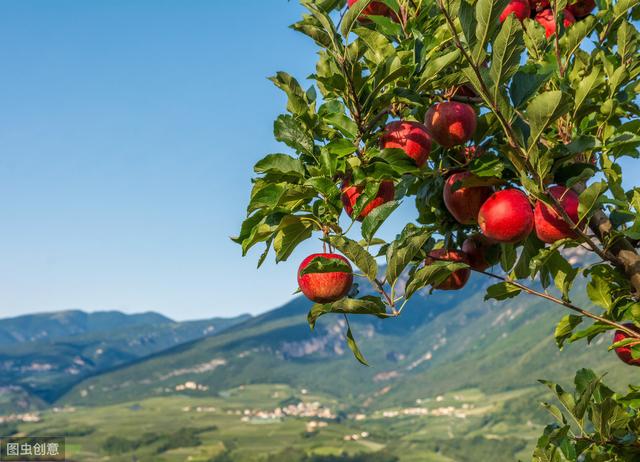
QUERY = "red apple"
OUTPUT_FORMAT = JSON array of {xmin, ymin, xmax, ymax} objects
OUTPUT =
[
  {"xmin": 462, "ymin": 235, "xmax": 494, "ymax": 271},
  {"xmin": 478, "ymin": 189, "xmax": 534, "ymax": 243},
  {"xmin": 566, "ymin": 0, "xmax": 595, "ymax": 18},
  {"xmin": 529, "ymin": 0, "xmax": 550, "ymax": 13},
  {"xmin": 425, "ymin": 249, "xmax": 471, "ymax": 290},
  {"xmin": 535, "ymin": 8, "xmax": 576, "ymax": 38},
  {"xmin": 462, "ymin": 145, "xmax": 483, "ymax": 162},
  {"xmin": 443, "ymin": 171, "xmax": 494, "ymax": 225},
  {"xmin": 425, "ymin": 102, "xmax": 477, "ymax": 148},
  {"xmin": 613, "ymin": 324, "xmax": 640, "ymax": 367},
  {"xmin": 381, "ymin": 121, "xmax": 432, "ymax": 168},
  {"xmin": 298, "ymin": 253, "xmax": 353, "ymax": 304},
  {"xmin": 342, "ymin": 181, "xmax": 395, "ymax": 221},
  {"xmin": 534, "ymin": 185, "xmax": 581, "ymax": 244},
  {"xmin": 500, "ymin": 0, "xmax": 531, "ymax": 22},
  {"xmin": 347, "ymin": 0, "xmax": 396, "ymax": 21}
]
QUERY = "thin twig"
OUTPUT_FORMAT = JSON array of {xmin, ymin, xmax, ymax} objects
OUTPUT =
[{"xmin": 474, "ymin": 268, "xmax": 640, "ymax": 339}]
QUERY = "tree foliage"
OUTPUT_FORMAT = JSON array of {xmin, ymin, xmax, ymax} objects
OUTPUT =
[{"xmin": 235, "ymin": 0, "xmax": 640, "ymax": 458}]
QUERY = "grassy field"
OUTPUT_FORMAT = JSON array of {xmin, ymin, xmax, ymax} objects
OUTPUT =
[{"xmin": 12, "ymin": 383, "xmax": 544, "ymax": 462}]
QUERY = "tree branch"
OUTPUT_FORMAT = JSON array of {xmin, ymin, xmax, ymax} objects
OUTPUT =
[
  {"xmin": 570, "ymin": 182, "xmax": 640, "ymax": 295},
  {"xmin": 475, "ymin": 268, "xmax": 640, "ymax": 339}
]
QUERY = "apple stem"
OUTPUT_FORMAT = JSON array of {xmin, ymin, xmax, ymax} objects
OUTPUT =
[{"xmin": 373, "ymin": 278, "xmax": 395, "ymax": 309}]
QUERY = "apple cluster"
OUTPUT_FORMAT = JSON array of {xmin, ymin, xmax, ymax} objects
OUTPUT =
[
  {"xmin": 249, "ymin": 0, "xmax": 640, "ymax": 374},
  {"xmin": 299, "ymin": 0, "xmax": 591, "ymax": 306},
  {"xmin": 501, "ymin": 0, "xmax": 596, "ymax": 37},
  {"xmin": 299, "ymin": 87, "xmax": 581, "ymax": 305},
  {"xmin": 348, "ymin": 0, "xmax": 595, "ymax": 38}
]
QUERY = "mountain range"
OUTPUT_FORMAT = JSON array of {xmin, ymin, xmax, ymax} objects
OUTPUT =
[
  {"xmin": 1, "ymin": 265, "xmax": 634, "ymax": 461},
  {"xmin": 0, "ymin": 310, "xmax": 250, "ymax": 413}
]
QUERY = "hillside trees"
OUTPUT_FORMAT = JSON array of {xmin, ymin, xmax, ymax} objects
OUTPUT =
[{"xmin": 234, "ymin": 0, "xmax": 640, "ymax": 458}]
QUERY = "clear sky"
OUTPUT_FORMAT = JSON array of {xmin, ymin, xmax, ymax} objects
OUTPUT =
[{"xmin": 0, "ymin": 2, "xmax": 637, "ymax": 321}]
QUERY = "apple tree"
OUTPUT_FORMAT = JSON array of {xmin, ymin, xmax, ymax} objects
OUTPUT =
[{"xmin": 233, "ymin": 0, "xmax": 640, "ymax": 458}]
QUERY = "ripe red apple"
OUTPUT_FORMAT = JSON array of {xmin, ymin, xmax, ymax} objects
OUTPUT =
[
  {"xmin": 529, "ymin": 0, "xmax": 550, "ymax": 13},
  {"xmin": 534, "ymin": 185, "xmax": 581, "ymax": 244},
  {"xmin": 613, "ymin": 324, "xmax": 640, "ymax": 367},
  {"xmin": 347, "ymin": 0, "xmax": 395, "ymax": 20},
  {"xmin": 342, "ymin": 181, "xmax": 395, "ymax": 221},
  {"xmin": 462, "ymin": 145, "xmax": 483, "ymax": 162},
  {"xmin": 500, "ymin": 0, "xmax": 531, "ymax": 22},
  {"xmin": 478, "ymin": 189, "xmax": 534, "ymax": 243},
  {"xmin": 298, "ymin": 253, "xmax": 353, "ymax": 304},
  {"xmin": 443, "ymin": 171, "xmax": 494, "ymax": 225},
  {"xmin": 566, "ymin": 0, "xmax": 595, "ymax": 18},
  {"xmin": 462, "ymin": 235, "xmax": 494, "ymax": 272},
  {"xmin": 425, "ymin": 249, "xmax": 471, "ymax": 290},
  {"xmin": 381, "ymin": 121, "xmax": 432, "ymax": 168},
  {"xmin": 535, "ymin": 9, "xmax": 576, "ymax": 38},
  {"xmin": 424, "ymin": 102, "xmax": 477, "ymax": 148}
]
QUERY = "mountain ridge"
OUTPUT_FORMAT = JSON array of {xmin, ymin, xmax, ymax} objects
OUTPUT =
[{"xmin": 0, "ymin": 310, "xmax": 251, "ymax": 413}]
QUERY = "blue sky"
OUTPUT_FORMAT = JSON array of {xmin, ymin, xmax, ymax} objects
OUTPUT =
[{"xmin": 0, "ymin": 2, "xmax": 637, "ymax": 321}]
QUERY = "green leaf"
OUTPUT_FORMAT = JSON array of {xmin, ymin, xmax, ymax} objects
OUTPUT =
[
  {"xmin": 573, "ymin": 67, "xmax": 604, "ymax": 119},
  {"xmin": 555, "ymin": 314, "xmax": 583, "ymax": 348},
  {"xmin": 327, "ymin": 235, "xmax": 378, "ymax": 281},
  {"xmin": 299, "ymin": 255, "xmax": 352, "ymax": 276},
  {"xmin": 459, "ymin": 0, "xmax": 477, "ymax": 48},
  {"xmin": 523, "ymin": 17, "xmax": 547, "ymax": 60},
  {"xmin": 291, "ymin": 14, "xmax": 335, "ymax": 49},
  {"xmin": 361, "ymin": 200, "xmax": 400, "ymax": 243},
  {"xmin": 587, "ymin": 274, "xmax": 613, "ymax": 311},
  {"xmin": 569, "ymin": 322, "xmax": 612, "ymax": 344},
  {"xmin": 500, "ymin": 243, "xmax": 517, "ymax": 272},
  {"xmin": 573, "ymin": 373, "xmax": 602, "ymax": 420},
  {"xmin": 385, "ymin": 232, "xmax": 431, "ymax": 286},
  {"xmin": 323, "ymin": 112, "xmax": 359, "ymax": 138},
  {"xmin": 405, "ymin": 261, "xmax": 468, "ymax": 299},
  {"xmin": 560, "ymin": 16, "xmax": 596, "ymax": 60},
  {"xmin": 554, "ymin": 162, "xmax": 596, "ymax": 187},
  {"xmin": 473, "ymin": 0, "xmax": 510, "ymax": 63},
  {"xmin": 613, "ymin": 0, "xmax": 640, "ymax": 17},
  {"xmin": 341, "ymin": 0, "xmax": 373, "ymax": 37},
  {"xmin": 326, "ymin": 138, "xmax": 357, "ymax": 157},
  {"xmin": 526, "ymin": 91, "xmax": 571, "ymax": 151},
  {"xmin": 248, "ymin": 183, "xmax": 286, "ymax": 213},
  {"xmin": 419, "ymin": 50, "xmax": 461, "ymax": 90},
  {"xmin": 469, "ymin": 154, "xmax": 505, "ymax": 178},
  {"xmin": 307, "ymin": 295, "xmax": 387, "ymax": 330},
  {"xmin": 355, "ymin": 27, "xmax": 395, "ymax": 65},
  {"xmin": 489, "ymin": 14, "xmax": 524, "ymax": 104},
  {"xmin": 299, "ymin": 0, "xmax": 342, "ymax": 52},
  {"xmin": 320, "ymin": 148, "xmax": 338, "ymax": 177},
  {"xmin": 578, "ymin": 181, "xmax": 608, "ymax": 222},
  {"xmin": 273, "ymin": 216, "xmax": 314, "ymax": 262},
  {"xmin": 372, "ymin": 149, "xmax": 421, "ymax": 175},
  {"xmin": 269, "ymin": 72, "xmax": 309, "ymax": 115},
  {"xmin": 274, "ymin": 115, "xmax": 314, "ymax": 155},
  {"xmin": 539, "ymin": 380, "xmax": 576, "ymax": 416},
  {"xmin": 609, "ymin": 336, "xmax": 640, "ymax": 350},
  {"xmin": 547, "ymin": 252, "xmax": 578, "ymax": 301},
  {"xmin": 541, "ymin": 402, "xmax": 567, "ymax": 425},
  {"xmin": 484, "ymin": 282, "xmax": 522, "ymax": 301},
  {"xmin": 254, "ymin": 154, "xmax": 305, "ymax": 177},
  {"xmin": 346, "ymin": 323, "xmax": 369, "ymax": 366},
  {"xmin": 617, "ymin": 20, "xmax": 638, "ymax": 64},
  {"xmin": 510, "ymin": 66, "xmax": 552, "ymax": 108},
  {"xmin": 514, "ymin": 235, "xmax": 545, "ymax": 279}
]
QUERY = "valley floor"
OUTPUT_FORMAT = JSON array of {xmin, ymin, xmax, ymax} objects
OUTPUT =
[{"xmin": 10, "ymin": 383, "xmax": 543, "ymax": 462}]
